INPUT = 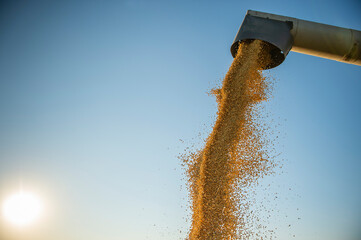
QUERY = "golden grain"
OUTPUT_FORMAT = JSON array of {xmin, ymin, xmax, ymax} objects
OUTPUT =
[{"xmin": 183, "ymin": 40, "xmax": 273, "ymax": 239}]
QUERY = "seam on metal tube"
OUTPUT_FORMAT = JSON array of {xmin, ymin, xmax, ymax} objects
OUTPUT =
[{"xmin": 344, "ymin": 29, "xmax": 360, "ymax": 62}]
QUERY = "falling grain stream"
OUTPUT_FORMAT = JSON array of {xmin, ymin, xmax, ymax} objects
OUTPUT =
[{"xmin": 184, "ymin": 40, "xmax": 273, "ymax": 240}]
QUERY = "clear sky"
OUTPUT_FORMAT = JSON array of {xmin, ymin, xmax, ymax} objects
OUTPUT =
[{"xmin": 0, "ymin": 0, "xmax": 360, "ymax": 239}]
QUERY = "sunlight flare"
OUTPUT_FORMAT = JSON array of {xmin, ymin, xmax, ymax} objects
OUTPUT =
[{"xmin": 2, "ymin": 191, "xmax": 43, "ymax": 227}]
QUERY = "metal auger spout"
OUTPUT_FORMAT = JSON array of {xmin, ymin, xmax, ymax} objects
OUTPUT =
[{"xmin": 231, "ymin": 10, "xmax": 361, "ymax": 69}]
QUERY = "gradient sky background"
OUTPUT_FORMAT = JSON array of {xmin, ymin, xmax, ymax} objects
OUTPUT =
[{"xmin": 0, "ymin": 0, "xmax": 361, "ymax": 239}]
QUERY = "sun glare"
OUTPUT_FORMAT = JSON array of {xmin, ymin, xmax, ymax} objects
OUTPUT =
[{"xmin": 2, "ymin": 191, "xmax": 43, "ymax": 227}]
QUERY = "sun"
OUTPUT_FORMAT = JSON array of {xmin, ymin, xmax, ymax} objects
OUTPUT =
[{"xmin": 2, "ymin": 191, "xmax": 43, "ymax": 227}]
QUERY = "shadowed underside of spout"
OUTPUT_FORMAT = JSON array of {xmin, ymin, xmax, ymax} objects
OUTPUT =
[{"xmin": 231, "ymin": 10, "xmax": 361, "ymax": 69}]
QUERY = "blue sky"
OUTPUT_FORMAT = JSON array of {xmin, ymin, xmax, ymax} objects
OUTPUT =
[{"xmin": 0, "ymin": 0, "xmax": 360, "ymax": 239}]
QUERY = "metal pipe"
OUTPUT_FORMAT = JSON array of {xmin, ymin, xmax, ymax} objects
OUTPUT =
[{"xmin": 231, "ymin": 10, "xmax": 361, "ymax": 69}]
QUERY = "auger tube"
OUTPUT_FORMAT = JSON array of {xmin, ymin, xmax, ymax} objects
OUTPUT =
[{"xmin": 231, "ymin": 10, "xmax": 361, "ymax": 69}]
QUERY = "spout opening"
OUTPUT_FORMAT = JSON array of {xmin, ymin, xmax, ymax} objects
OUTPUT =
[{"xmin": 231, "ymin": 40, "xmax": 285, "ymax": 69}]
